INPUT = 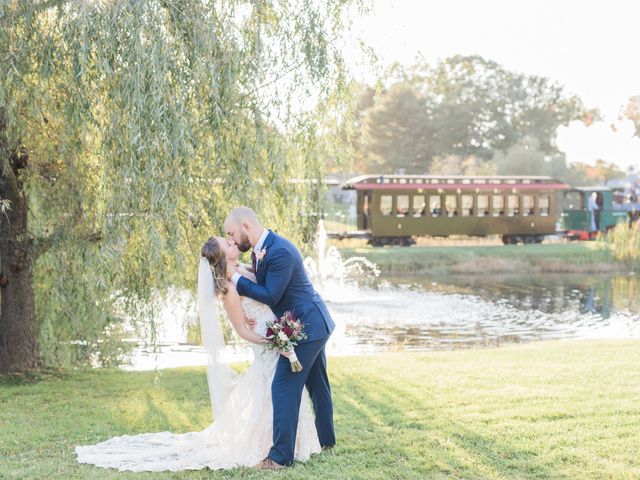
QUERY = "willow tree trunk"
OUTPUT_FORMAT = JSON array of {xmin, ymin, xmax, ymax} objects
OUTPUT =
[{"xmin": 0, "ymin": 114, "xmax": 39, "ymax": 372}]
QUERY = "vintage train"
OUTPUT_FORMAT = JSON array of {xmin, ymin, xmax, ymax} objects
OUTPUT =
[
  {"xmin": 331, "ymin": 174, "xmax": 637, "ymax": 246},
  {"xmin": 561, "ymin": 186, "xmax": 631, "ymax": 241}
]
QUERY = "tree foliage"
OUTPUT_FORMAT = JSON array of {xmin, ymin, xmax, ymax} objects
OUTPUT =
[
  {"xmin": 623, "ymin": 95, "xmax": 640, "ymax": 137},
  {"xmin": 0, "ymin": 0, "xmax": 356, "ymax": 370},
  {"xmin": 363, "ymin": 82, "xmax": 438, "ymax": 173},
  {"xmin": 351, "ymin": 55, "xmax": 586, "ymax": 173}
]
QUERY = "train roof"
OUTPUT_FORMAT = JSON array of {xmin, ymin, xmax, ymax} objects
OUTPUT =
[
  {"xmin": 342, "ymin": 174, "xmax": 571, "ymax": 191},
  {"xmin": 572, "ymin": 186, "xmax": 613, "ymax": 192}
]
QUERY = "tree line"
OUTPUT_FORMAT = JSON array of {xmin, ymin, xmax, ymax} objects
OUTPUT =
[{"xmin": 326, "ymin": 55, "xmax": 626, "ymax": 185}]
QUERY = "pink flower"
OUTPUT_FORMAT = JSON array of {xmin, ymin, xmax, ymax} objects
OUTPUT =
[{"xmin": 255, "ymin": 248, "xmax": 267, "ymax": 261}]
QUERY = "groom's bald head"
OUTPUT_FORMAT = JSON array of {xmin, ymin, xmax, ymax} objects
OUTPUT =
[
  {"xmin": 224, "ymin": 207, "xmax": 264, "ymax": 252},
  {"xmin": 226, "ymin": 206, "xmax": 260, "ymax": 226}
]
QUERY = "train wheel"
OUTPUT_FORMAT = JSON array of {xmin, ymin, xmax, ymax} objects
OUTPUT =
[
  {"xmin": 502, "ymin": 235, "xmax": 522, "ymax": 245},
  {"xmin": 368, "ymin": 238, "xmax": 384, "ymax": 247},
  {"xmin": 402, "ymin": 237, "xmax": 416, "ymax": 247},
  {"xmin": 523, "ymin": 236, "xmax": 535, "ymax": 244}
]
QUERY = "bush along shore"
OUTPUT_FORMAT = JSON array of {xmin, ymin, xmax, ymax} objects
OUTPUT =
[{"xmin": 1, "ymin": 340, "xmax": 639, "ymax": 479}]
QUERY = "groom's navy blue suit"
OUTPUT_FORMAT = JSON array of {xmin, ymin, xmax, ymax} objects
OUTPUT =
[{"xmin": 236, "ymin": 230, "xmax": 336, "ymax": 465}]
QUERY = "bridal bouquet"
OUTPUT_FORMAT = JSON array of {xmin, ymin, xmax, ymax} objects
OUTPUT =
[{"xmin": 265, "ymin": 311, "xmax": 307, "ymax": 372}]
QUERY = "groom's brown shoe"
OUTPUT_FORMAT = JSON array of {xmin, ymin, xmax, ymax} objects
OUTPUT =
[{"xmin": 254, "ymin": 457, "xmax": 285, "ymax": 470}]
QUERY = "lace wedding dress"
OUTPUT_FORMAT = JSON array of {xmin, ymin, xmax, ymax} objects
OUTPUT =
[{"xmin": 75, "ymin": 297, "xmax": 321, "ymax": 472}]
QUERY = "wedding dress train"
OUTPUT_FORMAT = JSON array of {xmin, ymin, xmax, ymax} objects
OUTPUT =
[{"xmin": 75, "ymin": 297, "xmax": 321, "ymax": 472}]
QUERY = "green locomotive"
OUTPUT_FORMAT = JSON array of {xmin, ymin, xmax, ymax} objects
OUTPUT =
[
  {"xmin": 560, "ymin": 187, "xmax": 631, "ymax": 240},
  {"xmin": 341, "ymin": 174, "xmax": 571, "ymax": 246}
]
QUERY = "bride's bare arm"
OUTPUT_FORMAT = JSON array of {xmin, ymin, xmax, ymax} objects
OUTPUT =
[{"xmin": 223, "ymin": 283, "xmax": 267, "ymax": 345}]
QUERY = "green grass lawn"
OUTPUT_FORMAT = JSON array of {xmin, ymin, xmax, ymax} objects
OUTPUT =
[
  {"xmin": 337, "ymin": 242, "xmax": 625, "ymax": 275},
  {"xmin": 1, "ymin": 340, "xmax": 639, "ymax": 479}
]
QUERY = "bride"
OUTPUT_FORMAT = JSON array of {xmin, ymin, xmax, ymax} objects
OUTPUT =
[{"xmin": 75, "ymin": 236, "xmax": 321, "ymax": 472}]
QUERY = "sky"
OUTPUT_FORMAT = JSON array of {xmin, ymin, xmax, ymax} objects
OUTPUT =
[{"xmin": 343, "ymin": 0, "xmax": 640, "ymax": 170}]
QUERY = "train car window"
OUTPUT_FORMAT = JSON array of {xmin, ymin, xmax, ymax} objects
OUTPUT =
[
  {"xmin": 538, "ymin": 195, "xmax": 550, "ymax": 216},
  {"xmin": 507, "ymin": 195, "xmax": 520, "ymax": 216},
  {"xmin": 612, "ymin": 190, "xmax": 626, "ymax": 206},
  {"xmin": 595, "ymin": 192, "xmax": 604, "ymax": 208},
  {"xmin": 380, "ymin": 195, "xmax": 393, "ymax": 216},
  {"xmin": 461, "ymin": 195, "xmax": 474, "ymax": 217},
  {"xmin": 429, "ymin": 195, "xmax": 441, "ymax": 217},
  {"xmin": 413, "ymin": 195, "xmax": 427, "ymax": 217},
  {"xmin": 396, "ymin": 195, "xmax": 410, "ymax": 217},
  {"xmin": 477, "ymin": 195, "xmax": 489, "ymax": 217},
  {"xmin": 363, "ymin": 194, "xmax": 370, "ymax": 216},
  {"xmin": 562, "ymin": 191, "xmax": 582, "ymax": 211},
  {"xmin": 522, "ymin": 195, "xmax": 535, "ymax": 216},
  {"xmin": 445, "ymin": 195, "xmax": 458, "ymax": 217},
  {"xmin": 492, "ymin": 195, "xmax": 505, "ymax": 216}
]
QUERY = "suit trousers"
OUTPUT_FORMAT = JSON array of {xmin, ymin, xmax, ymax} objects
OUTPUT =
[{"xmin": 268, "ymin": 337, "xmax": 336, "ymax": 465}]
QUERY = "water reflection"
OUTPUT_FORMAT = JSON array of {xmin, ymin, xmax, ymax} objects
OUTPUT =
[
  {"xmin": 127, "ymin": 273, "xmax": 640, "ymax": 370},
  {"xmin": 325, "ymin": 273, "xmax": 640, "ymax": 355}
]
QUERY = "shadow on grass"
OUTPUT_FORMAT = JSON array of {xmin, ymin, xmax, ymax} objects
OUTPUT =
[
  {"xmin": 333, "ymin": 372, "xmax": 566, "ymax": 480},
  {"xmin": 0, "ymin": 368, "xmax": 75, "ymax": 386},
  {"xmin": 57, "ymin": 368, "xmax": 212, "ymax": 445}
]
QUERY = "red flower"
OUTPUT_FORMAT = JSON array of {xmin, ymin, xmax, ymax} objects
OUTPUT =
[
  {"xmin": 266, "ymin": 328, "xmax": 275, "ymax": 337},
  {"xmin": 283, "ymin": 326, "xmax": 294, "ymax": 337}
]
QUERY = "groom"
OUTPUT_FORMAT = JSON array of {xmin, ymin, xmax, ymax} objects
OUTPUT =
[{"xmin": 224, "ymin": 207, "xmax": 336, "ymax": 470}]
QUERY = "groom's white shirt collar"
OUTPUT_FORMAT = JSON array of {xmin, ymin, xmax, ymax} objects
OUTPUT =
[
  {"xmin": 231, "ymin": 228, "xmax": 269, "ymax": 286},
  {"xmin": 253, "ymin": 228, "xmax": 269, "ymax": 253}
]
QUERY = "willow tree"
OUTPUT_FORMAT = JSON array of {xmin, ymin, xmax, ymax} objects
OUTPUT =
[{"xmin": 0, "ymin": 0, "xmax": 355, "ymax": 372}]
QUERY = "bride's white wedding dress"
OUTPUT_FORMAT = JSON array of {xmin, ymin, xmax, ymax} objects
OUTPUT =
[{"xmin": 75, "ymin": 297, "xmax": 321, "ymax": 472}]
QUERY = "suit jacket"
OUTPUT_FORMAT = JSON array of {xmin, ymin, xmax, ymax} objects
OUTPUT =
[{"xmin": 235, "ymin": 230, "xmax": 335, "ymax": 343}]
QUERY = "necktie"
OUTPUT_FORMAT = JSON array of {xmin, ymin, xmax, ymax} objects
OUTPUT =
[{"xmin": 251, "ymin": 251, "xmax": 257, "ymax": 272}]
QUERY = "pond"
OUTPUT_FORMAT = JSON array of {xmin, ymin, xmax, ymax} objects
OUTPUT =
[
  {"xmin": 126, "ymin": 272, "xmax": 640, "ymax": 370},
  {"xmin": 326, "ymin": 272, "xmax": 640, "ymax": 355}
]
